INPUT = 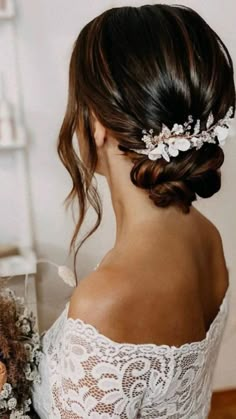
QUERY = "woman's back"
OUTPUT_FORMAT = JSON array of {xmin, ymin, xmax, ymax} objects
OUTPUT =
[
  {"xmin": 32, "ymin": 206, "xmax": 230, "ymax": 418},
  {"xmin": 90, "ymin": 204, "xmax": 229, "ymax": 348}
]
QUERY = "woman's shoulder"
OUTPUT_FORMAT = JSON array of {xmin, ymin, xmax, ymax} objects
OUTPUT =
[
  {"xmin": 68, "ymin": 267, "xmax": 137, "ymax": 343},
  {"xmin": 191, "ymin": 206, "xmax": 222, "ymax": 239},
  {"xmin": 67, "ymin": 266, "xmax": 183, "ymax": 346},
  {"xmin": 67, "ymin": 265, "xmax": 194, "ymax": 348},
  {"xmin": 191, "ymin": 206, "xmax": 229, "ymax": 315},
  {"xmin": 192, "ymin": 207, "xmax": 228, "ymax": 278}
]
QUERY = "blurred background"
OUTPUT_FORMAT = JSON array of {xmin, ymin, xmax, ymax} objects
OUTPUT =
[{"xmin": 0, "ymin": 0, "xmax": 235, "ymax": 394}]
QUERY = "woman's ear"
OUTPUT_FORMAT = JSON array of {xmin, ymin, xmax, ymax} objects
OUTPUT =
[{"xmin": 91, "ymin": 111, "xmax": 106, "ymax": 148}]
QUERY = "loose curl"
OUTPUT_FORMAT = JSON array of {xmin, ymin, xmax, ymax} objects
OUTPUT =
[{"xmin": 57, "ymin": 4, "xmax": 235, "ymax": 276}]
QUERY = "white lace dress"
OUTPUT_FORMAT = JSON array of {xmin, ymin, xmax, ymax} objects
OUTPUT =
[{"xmin": 32, "ymin": 277, "xmax": 230, "ymax": 419}]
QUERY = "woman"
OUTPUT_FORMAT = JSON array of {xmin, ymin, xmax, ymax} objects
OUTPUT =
[{"xmin": 33, "ymin": 4, "xmax": 235, "ymax": 418}]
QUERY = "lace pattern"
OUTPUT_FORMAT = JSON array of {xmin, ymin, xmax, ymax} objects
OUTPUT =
[{"xmin": 32, "ymin": 286, "xmax": 230, "ymax": 418}]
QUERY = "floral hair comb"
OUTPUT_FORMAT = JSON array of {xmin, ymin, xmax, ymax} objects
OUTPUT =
[{"xmin": 130, "ymin": 106, "xmax": 234, "ymax": 162}]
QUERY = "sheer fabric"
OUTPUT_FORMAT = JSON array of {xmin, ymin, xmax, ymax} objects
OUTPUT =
[{"xmin": 32, "ymin": 285, "xmax": 229, "ymax": 418}]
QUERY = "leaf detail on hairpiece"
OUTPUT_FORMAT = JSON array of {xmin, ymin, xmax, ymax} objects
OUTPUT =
[
  {"xmin": 174, "ymin": 138, "xmax": 191, "ymax": 151},
  {"xmin": 206, "ymin": 112, "xmax": 214, "ymax": 129},
  {"xmin": 161, "ymin": 124, "xmax": 172, "ymax": 139},
  {"xmin": 168, "ymin": 144, "xmax": 179, "ymax": 157},
  {"xmin": 193, "ymin": 120, "xmax": 201, "ymax": 135},
  {"xmin": 224, "ymin": 106, "xmax": 234, "ymax": 124},
  {"xmin": 214, "ymin": 126, "xmax": 229, "ymax": 145},
  {"xmin": 148, "ymin": 142, "xmax": 170, "ymax": 162},
  {"xmin": 148, "ymin": 149, "xmax": 161, "ymax": 161}
]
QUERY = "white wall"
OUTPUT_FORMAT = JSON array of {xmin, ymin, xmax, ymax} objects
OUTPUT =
[{"xmin": 7, "ymin": 0, "xmax": 236, "ymax": 389}]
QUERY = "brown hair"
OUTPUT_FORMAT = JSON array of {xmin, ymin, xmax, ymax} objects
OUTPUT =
[{"xmin": 57, "ymin": 4, "xmax": 235, "ymax": 276}]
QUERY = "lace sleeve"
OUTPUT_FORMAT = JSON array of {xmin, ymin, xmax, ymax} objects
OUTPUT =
[{"xmin": 48, "ymin": 316, "xmax": 175, "ymax": 419}]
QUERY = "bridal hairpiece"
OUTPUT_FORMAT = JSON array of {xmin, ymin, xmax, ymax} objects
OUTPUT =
[{"xmin": 130, "ymin": 106, "xmax": 234, "ymax": 162}]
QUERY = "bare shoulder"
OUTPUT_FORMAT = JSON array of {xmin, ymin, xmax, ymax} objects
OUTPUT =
[
  {"xmin": 192, "ymin": 206, "xmax": 221, "ymax": 238},
  {"xmin": 68, "ymin": 267, "xmax": 132, "ymax": 342},
  {"xmin": 193, "ymin": 207, "xmax": 226, "ymax": 253},
  {"xmin": 193, "ymin": 207, "xmax": 229, "ymax": 292}
]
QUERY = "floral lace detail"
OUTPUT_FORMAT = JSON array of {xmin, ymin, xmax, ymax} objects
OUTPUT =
[
  {"xmin": 67, "ymin": 286, "xmax": 229, "ymax": 353},
  {"xmin": 27, "ymin": 258, "xmax": 231, "ymax": 419},
  {"xmin": 31, "ymin": 286, "xmax": 230, "ymax": 418}
]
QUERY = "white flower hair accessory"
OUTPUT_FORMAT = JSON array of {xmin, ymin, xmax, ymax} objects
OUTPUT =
[{"xmin": 130, "ymin": 106, "xmax": 234, "ymax": 162}]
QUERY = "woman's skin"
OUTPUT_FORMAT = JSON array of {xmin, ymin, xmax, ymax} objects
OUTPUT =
[{"xmin": 68, "ymin": 112, "xmax": 229, "ymax": 347}]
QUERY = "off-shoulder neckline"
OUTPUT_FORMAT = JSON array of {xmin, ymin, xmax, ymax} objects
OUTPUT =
[{"xmin": 64, "ymin": 284, "xmax": 230, "ymax": 353}]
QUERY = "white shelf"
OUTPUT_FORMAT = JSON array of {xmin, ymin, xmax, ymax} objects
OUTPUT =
[
  {"xmin": 0, "ymin": 248, "xmax": 36, "ymax": 277},
  {"xmin": 0, "ymin": 12, "xmax": 13, "ymax": 19},
  {"xmin": 0, "ymin": 1, "xmax": 38, "ymax": 328},
  {"xmin": 0, "ymin": 140, "xmax": 26, "ymax": 150}
]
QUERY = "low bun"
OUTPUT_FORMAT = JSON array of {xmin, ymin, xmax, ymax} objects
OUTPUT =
[
  {"xmin": 149, "ymin": 180, "xmax": 195, "ymax": 213},
  {"xmin": 129, "ymin": 143, "xmax": 224, "ymax": 213},
  {"xmin": 185, "ymin": 168, "xmax": 222, "ymax": 198}
]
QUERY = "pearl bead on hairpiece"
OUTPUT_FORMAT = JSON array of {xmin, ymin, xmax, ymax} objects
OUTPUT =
[{"xmin": 129, "ymin": 106, "xmax": 234, "ymax": 162}]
